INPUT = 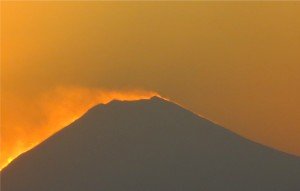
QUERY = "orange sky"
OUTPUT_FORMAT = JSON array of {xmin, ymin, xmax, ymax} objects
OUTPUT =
[{"xmin": 1, "ymin": 1, "xmax": 300, "ymax": 168}]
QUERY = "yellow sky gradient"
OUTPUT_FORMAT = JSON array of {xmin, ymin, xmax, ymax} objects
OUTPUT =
[{"xmin": 1, "ymin": 1, "xmax": 300, "ymax": 167}]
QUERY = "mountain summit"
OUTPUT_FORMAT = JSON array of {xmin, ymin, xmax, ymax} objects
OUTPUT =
[{"xmin": 2, "ymin": 96, "xmax": 300, "ymax": 191}]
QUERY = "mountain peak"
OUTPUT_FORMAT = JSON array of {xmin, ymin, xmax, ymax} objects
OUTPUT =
[
  {"xmin": 2, "ymin": 95, "xmax": 300, "ymax": 191},
  {"xmin": 83, "ymin": 95, "xmax": 178, "ymax": 123},
  {"xmin": 88, "ymin": 95, "xmax": 172, "ymax": 115},
  {"xmin": 100, "ymin": 95, "xmax": 167, "ymax": 107}
]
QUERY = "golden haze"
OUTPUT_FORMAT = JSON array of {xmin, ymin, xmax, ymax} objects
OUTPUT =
[{"xmin": 1, "ymin": 1, "xmax": 300, "ymax": 168}]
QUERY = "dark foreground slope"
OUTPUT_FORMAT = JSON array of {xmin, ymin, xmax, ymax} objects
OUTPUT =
[{"xmin": 2, "ymin": 96, "xmax": 300, "ymax": 191}]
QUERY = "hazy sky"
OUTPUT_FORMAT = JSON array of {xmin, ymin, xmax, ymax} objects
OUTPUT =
[{"xmin": 1, "ymin": 1, "xmax": 300, "ymax": 165}]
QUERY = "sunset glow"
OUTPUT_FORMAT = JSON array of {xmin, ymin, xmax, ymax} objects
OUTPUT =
[
  {"xmin": 1, "ymin": 87, "xmax": 160, "ymax": 169},
  {"xmin": 2, "ymin": 1, "xmax": 300, "ymax": 173}
]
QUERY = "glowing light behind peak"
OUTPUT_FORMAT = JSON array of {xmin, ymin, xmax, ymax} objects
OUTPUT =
[{"xmin": 1, "ymin": 87, "xmax": 160, "ymax": 169}]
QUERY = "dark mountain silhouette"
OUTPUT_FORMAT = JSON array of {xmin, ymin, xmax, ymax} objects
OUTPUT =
[{"xmin": 1, "ymin": 96, "xmax": 300, "ymax": 191}]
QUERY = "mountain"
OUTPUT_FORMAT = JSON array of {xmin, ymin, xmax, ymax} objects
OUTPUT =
[{"xmin": 1, "ymin": 96, "xmax": 300, "ymax": 191}]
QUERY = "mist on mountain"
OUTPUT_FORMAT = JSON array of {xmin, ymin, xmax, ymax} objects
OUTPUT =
[{"xmin": 2, "ymin": 96, "xmax": 300, "ymax": 191}]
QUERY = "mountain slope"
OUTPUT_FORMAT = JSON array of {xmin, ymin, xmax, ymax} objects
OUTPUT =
[{"xmin": 2, "ymin": 96, "xmax": 300, "ymax": 191}]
